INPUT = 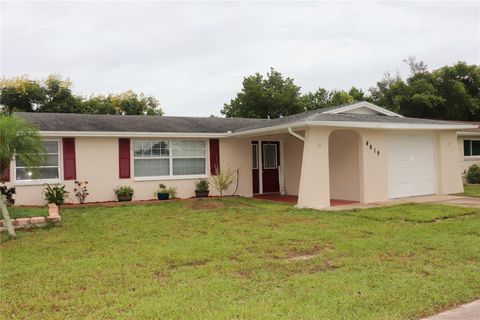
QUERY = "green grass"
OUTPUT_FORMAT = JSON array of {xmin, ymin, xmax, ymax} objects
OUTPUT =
[
  {"xmin": 1, "ymin": 198, "xmax": 479, "ymax": 319},
  {"xmin": 460, "ymin": 184, "xmax": 480, "ymax": 198},
  {"xmin": 6, "ymin": 206, "xmax": 48, "ymax": 219}
]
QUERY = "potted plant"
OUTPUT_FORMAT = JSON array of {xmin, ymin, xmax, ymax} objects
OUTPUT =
[
  {"xmin": 194, "ymin": 179, "xmax": 209, "ymax": 197},
  {"xmin": 114, "ymin": 186, "xmax": 134, "ymax": 202},
  {"xmin": 43, "ymin": 184, "xmax": 69, "ymax": 218},
  {"xmin": 156, "ymin": 184, "xmax": 169, "ymax": 200}
]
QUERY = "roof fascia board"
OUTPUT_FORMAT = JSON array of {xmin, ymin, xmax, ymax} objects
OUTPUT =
[
  {"xmin": 322, "ymin": 102, "xmax": 404, "ymax": 117},
  {"xmin": 458, "ymin": 132, "xmax": 480, "ymax": 137},
  {"xmin": 231, "ymin": 121, "xmax": 477, "ymax": 137},
  {"xmin": 39, "ymin": 131, "xmax": 229, "ymax": 138}
]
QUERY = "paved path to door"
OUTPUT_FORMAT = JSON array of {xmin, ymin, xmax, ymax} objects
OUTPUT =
[{"xmin": 421, "ymin": 300, "xmax": 480, "ymax": 320}]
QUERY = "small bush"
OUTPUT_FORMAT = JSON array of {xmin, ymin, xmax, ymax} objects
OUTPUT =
[
  {"xmin": 114, "ymin": 185, "xmax": 134, "ymax": 196},
  {"xmin": 74, "ymin": 180, "xmax": 89, "ymax": 204},
  {"xmin": 156, "ymin": 184, "xmax": 177, "ymax": 199},
  {"xmin": 466, "ymin": 164, "xmax": 480, "ymax": 184},
  {"xmin": 194, "ymin": 179, "xmax": 209, "ymax": 192},
  {"xmin": 0, "ymin": 184, "xmax": 16, "ymax": 206},
  {"xmin": 43, "ymin": 184, "xmax": 69, "ymax": 205},
  {"xmin": 210, "ymin": 167, "xmax": 236, "ymax": 196}
]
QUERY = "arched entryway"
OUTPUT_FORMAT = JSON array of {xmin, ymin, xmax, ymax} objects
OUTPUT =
[{"xmin": 328, "ymin": 130, "xmax": 361, "ymax": 203}]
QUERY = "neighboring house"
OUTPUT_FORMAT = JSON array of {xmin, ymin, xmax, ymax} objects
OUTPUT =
[
  {"xmin": 456, "ymin": 122, "xmax": 480, "ymax": 176},
  {"xmin": 1, "ymin": 102, "xmax": 475, "ymax": 209}
]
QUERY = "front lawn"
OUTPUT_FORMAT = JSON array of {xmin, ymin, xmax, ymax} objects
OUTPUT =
[
  {"xmin": 460, "ymin": 184, "xmax": 480, "ymax": 198},
  {"xmin": 1, "ymin": 198, "xmax": 479, "ymax": 319},
  {"xmin": 6, "ymin": 206, "xmax": 48, "ymax": 219}
]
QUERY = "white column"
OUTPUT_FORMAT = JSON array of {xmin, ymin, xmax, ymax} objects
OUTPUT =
[{"xmin": 297, "ymin": 127, "xmax": 331, "ymax": 209}]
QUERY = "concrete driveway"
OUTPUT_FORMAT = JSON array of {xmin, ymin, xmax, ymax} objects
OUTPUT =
[
  {"xmin": 421, "ymin": 300, "xmax": 480, "ymax": 320},
  {"xmin": 326, "ymin": 194, "xmax": 480, "ymax": 211},
  {"xmin": 401, "ymin": 194, "xmax": 480, "ymax": 208}
]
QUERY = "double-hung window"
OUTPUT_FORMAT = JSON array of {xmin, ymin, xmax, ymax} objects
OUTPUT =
[
  {"xmin": 15, "ymin": 140, "xmax": 61, "ymax": 182},
  {"xmin": 133, "ymin": 140, "xmax": 206, "ymax": 178},
  {"xmin": 464, "ymin": 139, "xmax": 480, "ymax": 157}
]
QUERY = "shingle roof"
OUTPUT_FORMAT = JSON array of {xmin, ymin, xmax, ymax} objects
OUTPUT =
[
  {"xmin": 15, "ymin": 112, "xmax": 264, "ymax": 133},
  {"xmin": 233, "ymin": 109, "xmax": 467, "ymax": 132},
  {"xmin": 15, "ymin": 101, "xmax": 471, "ymax": 135}
]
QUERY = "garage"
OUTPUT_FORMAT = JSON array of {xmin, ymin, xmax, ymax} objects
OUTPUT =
[{"xmin": 388, "ymin": 132, "xmax": 436, "ymax": 199}]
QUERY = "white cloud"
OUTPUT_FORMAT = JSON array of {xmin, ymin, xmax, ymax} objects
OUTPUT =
[{"xmin": 1, "ymin": 1, "xmax": 479, "ymax": 116}]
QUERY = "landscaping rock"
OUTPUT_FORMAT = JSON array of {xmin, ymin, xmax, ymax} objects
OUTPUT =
[
  {"xmin": 30, "ymin": 217, "xmax": 46, "ymax": 225},
  {"xmin": 46, "ymin": 216, "xmax": 61, "ymax": 223},
  {"xmin": 15, "ymin": 218, "xmax": 30, "ymax": 226}
]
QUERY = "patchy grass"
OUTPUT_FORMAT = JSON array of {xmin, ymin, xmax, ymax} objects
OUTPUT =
[
  {"xmin": 5, "ymin": 206, "xmax": 48, "ymax": 219},
  {"xmin": 460, "ymin": 184, "xmax": 480, "ymax": 198},
  {"xmin": 1, "ymin": 197, "xmax": 479, "ymax": 319}
]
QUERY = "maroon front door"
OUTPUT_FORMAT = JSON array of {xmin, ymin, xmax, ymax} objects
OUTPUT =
[
  {"xmin": 261, "ymin": 141, "xmax": 280, "ymax": 193},
  {"xmin": 252, "ymin": 141, "xmax": 260, "ymax": 194}
]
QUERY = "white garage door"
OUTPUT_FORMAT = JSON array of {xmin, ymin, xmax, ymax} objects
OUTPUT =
[{"xmin": 388, "ymin": 132, "xmax": 436, "ymax": 199}]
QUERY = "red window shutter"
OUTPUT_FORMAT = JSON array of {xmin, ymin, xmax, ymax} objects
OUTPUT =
[
  {"xmin": 119, "ymin": 138, "xmax": 131, "ymax": 179},
  {"xmin": 62, "ymin": 138, "xmax": 76, "ymax": 180},
  {"xmin": 1, "ymin": 161, "xmax": 10, "ymax": 182},
  {"xmin": 209, "ymin": 139, "xmax": 220, "ymax": 175}
]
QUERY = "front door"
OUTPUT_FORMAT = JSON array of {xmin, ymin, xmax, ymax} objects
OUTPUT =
[{"xmin": 261, "ymin": 141, "xmax": 280, "ymax": 193}]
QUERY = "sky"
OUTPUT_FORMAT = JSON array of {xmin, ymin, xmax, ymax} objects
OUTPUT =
[{"xmin": 1, "ymin": 1, "xmax": 479, "ymax": 116}]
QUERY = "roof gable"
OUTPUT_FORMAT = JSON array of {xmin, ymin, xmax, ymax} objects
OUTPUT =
[{"xmin": 321, "ymin": 101, "xmax": 403, "ymax": 117}]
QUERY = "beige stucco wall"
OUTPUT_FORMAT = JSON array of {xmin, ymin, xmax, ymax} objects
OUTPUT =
[
  {"xmin": 437, "ymin": 131, "xmax": 464, "ymax": 194},
  {"xmin": 282, "ymin": 134, "xmax": 304, "ymax": 196},
  {"xmin": 359, "ymin": 129, "xmax": 389, "ymax": 203},
  {"xmin": 328, "ymin": 130, "xmax": 361, "ymax": 201},
  {"xmin": 457, "ymin": 136, "xmax": 480, "ymax": 175},
  {"xmin": 5, "ymin": 136, "xmax": 253, "ymax": 206},
  {"xmin": 218, "ymin": 138, "xmax": 253, "ymax": 197}
]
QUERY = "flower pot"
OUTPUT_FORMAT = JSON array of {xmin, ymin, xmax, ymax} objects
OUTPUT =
[
  {"xmin": 157, "ymin": 192, "xmax": 169, "ymax": 200},
  {"xmin": 117, "ymin": 194, "xmax": 133, "ymax": 202},
  {"xmin": 195, "ymin": 190, "xmax": 209, "ymax": 198},
  {"xmin": 48, "ymin": 203, "xmax": 59, "ymax": 217}
]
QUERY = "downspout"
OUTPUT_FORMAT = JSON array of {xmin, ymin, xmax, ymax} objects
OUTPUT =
[{"xmin": 288, "ymin": 127, "xmax": 305, "ymax": 141}]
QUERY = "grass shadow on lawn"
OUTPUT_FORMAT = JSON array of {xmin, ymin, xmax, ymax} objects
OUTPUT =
[{"xmin": 1, "ymin": 198, "xmax": 479, "ymax": 319}]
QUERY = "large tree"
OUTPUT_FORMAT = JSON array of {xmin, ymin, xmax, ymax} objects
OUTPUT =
[
  {"xmin": 221, "ymin": 68, "xmax": 304, "ymax": 118},
  {"xmin": 370, "ymin": 59, "xmax": 480, "ymax": 120},
  {"xmin": 0, "ymin": 115, "xmax": 45, "ymax": 238},
  {"xmin": 222, "ymin": 68, "xmax": 365, "ymax": 118},
  {"xmin": 0, "ymin": 75, "xmax": 163, "ymax": 116}
]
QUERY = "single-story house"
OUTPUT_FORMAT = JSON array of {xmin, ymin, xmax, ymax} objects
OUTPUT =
[
  {"xmin": 2, "ymin": 102, "xmax": 475, "ymax": 209},
  {"xmin": 456, "ymin": 122, "xmax": 480, "ymax": 175}
]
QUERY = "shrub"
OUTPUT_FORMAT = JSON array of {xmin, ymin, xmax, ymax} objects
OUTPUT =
[
  {"xmin": 43, "ymin": 184, "xmax": 69, "ymax": 205},
  {"xmin": 210, "ymin": 168, "xmax": 236, "ymax": 196},
  {"xmin": 194, "ymin": 179, "xmax": 209, "ymax": 192},
  {"xmin": 156, "ymin": 184, "xmax": 177, "ymax": 199},
  {"xmin": 0, "ymin": 184, "xmax": 16, "ymax": 206},
  {"xmin": 74, "ymin": 180, "xmax": 89, "ymax": 204},
  {"xmin": 466, "ymin": 164, "xmax": 480, "ymax": 184},
  {"xmin": 114, "ymin": 186, "xmax": 134, "ymax": 196}
]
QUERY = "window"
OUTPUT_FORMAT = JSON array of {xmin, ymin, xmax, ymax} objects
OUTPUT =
[
  {"xmin": 15, "ymin": 140, "xmax": 60, "ymax": 181},
  {"xmin": 263, "ymin": 143, "xmax": 278, "ymax": 169},
  {"xmin": 133, "ymin": 140, "xmax": 206, "ymax": 178},
  {"xmin": 252, "ymin": 144, "xmax": 258, "ymax": 169},
  {"xmin": 464, "ymin": 140, "xmax": 480, "ymax": 157}
]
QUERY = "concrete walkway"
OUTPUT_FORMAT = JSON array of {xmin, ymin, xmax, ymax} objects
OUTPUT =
[
  {"xmin": 325, "ymin": 194, "xmax": 480, "ymax": 211},
  {"xmin": 421, "ymin": 300, "xmax": 480, "ymax": 320}
]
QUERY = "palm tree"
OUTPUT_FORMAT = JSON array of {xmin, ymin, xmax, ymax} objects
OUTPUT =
[{"xmin": 0, "ymin": 114, "xmax": 45, "ymax": 238}]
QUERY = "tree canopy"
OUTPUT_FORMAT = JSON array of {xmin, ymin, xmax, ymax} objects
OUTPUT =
[
  {"xmin": 0, "ymin": 75, "xmax": 163, "ymax": 116},
  {"xmin": 222, "ymin": 61, "xmax": 480, "ymax": 120}
]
